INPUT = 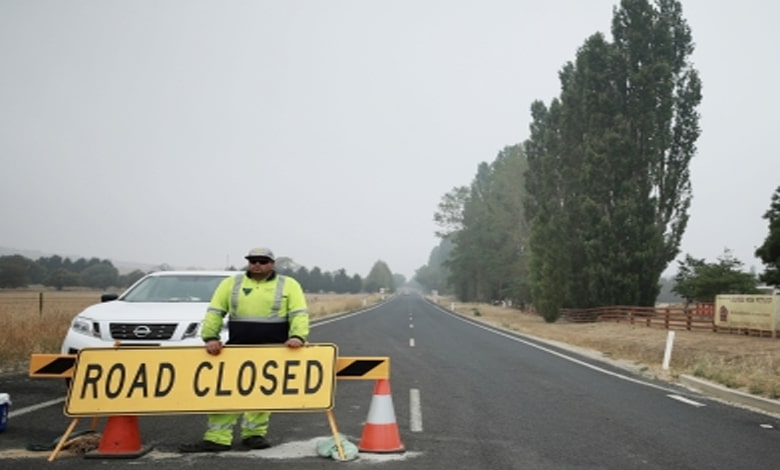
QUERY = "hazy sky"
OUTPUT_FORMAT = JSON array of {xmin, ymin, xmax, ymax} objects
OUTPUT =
[{"xmin": 1, "ymin": 1, "xmax": 778, "ymax": 280}]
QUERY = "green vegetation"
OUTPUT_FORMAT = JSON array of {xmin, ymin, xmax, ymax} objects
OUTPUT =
[
  {"xmin": 417, "ymin": 0, "xmax": 709, "ymax": 323},
  {"xmin": 0, "ymin": 253, "xmax": 401, "ymax": 294},
  {"xmin": 755, "ymin": 185, "xmax": 780, "ymax": 288},
  {"xmin": 0, "ymin": 254, "xmax": 139, "ymax": 290},
  {"xmin": 525, "ymin": 0, "xmax": 701, "ymax": 320},
  {"xmin": 673, "ymin": 249, "xmax": 759, "ymax": 302},
  {"xmin": 362, "ymin": 260, "xmax": 395, "ymax": 294}
]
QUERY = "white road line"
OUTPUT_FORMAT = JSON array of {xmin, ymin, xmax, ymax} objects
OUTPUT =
[
  {"xmin": 667, "ymin": 394, "xmax": 706, "ymax": 407},
  {"xmin": 410, "ymin": 323, "xmax": 414, "ymax": 328},
  {"xmin": 410, "ymin": 388, "xmax": 423, "ymax": 432},
  {"xmin": 409, "ymin": 338, "xmax": 415, "ymax": 347},
  {"xmin": 8, "ymin": 397, "xmax": 65, "ymax": 418},
  {"xmin": 435, "ymin": 304, "xmax": 682, "ymax": 394}
]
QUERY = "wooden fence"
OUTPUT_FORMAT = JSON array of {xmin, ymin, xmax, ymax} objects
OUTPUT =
[{"xmin": 560, "ymin": 303, "xmax": 780, "ymax": 338}]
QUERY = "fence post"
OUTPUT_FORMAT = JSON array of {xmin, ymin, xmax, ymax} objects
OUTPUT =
[{"xmin": 39, "ymin": 292, "xmax": 44, "ymax": 316}]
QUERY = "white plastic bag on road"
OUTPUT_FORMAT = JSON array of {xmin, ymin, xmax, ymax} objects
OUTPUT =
[{"xmin": 316, "ymin": 433, "xmax": 359, "ymax": 461}]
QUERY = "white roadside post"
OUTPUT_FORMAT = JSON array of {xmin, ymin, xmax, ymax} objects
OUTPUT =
[{"xmin": 662, "ymin": 331, "xmax": 676, "ymax": 370}]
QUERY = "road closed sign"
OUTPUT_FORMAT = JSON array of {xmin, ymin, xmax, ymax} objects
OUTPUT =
[{"xmin": 65, "ymin": 344, "xmax": 337, "ymax": 417}]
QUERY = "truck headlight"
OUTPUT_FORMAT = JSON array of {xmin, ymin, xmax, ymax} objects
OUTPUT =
[{"xmin": 71, "ymin": 317, "xmax": 99, "ymax": 337}]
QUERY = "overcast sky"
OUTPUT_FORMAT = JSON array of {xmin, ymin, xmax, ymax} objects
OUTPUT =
[{"xmin": 1, "ymin": 1, "xmax": 778, "ymax": 280}]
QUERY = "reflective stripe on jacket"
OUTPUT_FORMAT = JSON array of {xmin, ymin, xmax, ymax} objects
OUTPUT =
[{"xmin": 201, "ymin": 271, "xmax": 309, "ymax": 345}]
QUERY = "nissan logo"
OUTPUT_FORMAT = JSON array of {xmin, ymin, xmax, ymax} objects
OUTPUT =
[{"xmin": 133, "ymin": 325, "xmax": 152, "ymax": 338}]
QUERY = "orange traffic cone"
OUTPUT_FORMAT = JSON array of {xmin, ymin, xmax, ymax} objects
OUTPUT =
[
  {"xmin": 84, "ymin": 415, "xmax": 152, "ymax": 459},
  {"xmin": 358, "ymin": 379, "xmax": 405, "ymax": 453}
]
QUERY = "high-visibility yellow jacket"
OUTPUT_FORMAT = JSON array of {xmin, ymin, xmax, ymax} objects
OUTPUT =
[{"xmin": 201, "ymin": 271, "xmax": 309, "ymax": 345}]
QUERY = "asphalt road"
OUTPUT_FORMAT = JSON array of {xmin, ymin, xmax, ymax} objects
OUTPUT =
[{"xmin": 2, "ymin": 293, "xmax": 780, "ymax": 469}]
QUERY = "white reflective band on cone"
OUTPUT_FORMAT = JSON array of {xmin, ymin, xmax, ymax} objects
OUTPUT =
[{"xmin": 365, "ymin": 396, "xmax": 397, "ymax": 424}]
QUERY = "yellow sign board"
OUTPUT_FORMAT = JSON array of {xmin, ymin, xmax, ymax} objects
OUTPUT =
[
  {"xmin": 66, "ymin": 344, "xmax": 337, "ymax": 417},
  {"xmin": 715, "ymin": 295, "xmax": 778, "ymax": 331},
  {"xmin": 28, "ymin": 354, "xmax": 389, "ymax": 380}
]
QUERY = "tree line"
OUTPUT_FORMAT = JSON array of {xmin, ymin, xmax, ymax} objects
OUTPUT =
[
  {"xmin": 413, "ymin": 0, "xmax": 780, "ymax": 321},
  {"xmin": 0, "ymin": 253, "xmax": 400, "ymax": 294}
]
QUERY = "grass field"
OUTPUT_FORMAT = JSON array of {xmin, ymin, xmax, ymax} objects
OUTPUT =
[{"xmin": 0, "ymin": 290, "xmax": 381, "ymax": 373}]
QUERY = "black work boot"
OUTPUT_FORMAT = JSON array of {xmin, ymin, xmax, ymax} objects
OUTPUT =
[
  {"xmin": 179, "ymin": 440, "xmax": 231, "ymax": 453},
  {"xmin": 242, "ymin": 435, "xmax": 271, "ymax": 450}
]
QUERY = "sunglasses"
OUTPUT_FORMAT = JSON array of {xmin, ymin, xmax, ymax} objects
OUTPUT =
[{"xmin": 248, "ymin": 258, "xmax": 273, "ymax": 265}]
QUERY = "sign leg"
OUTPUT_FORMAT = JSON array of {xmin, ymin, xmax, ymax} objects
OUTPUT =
[
  {"xmin": 48, "ymin": 417, "xmax": 80, "ymax": 462},
  {"xmin": 325, "ymin": 409, "xmax": 346, "ymax": 461}
]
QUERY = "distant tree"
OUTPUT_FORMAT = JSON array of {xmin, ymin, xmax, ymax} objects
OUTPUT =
[
  {"xmin": 332, "ymin": 269, "xmax": 352, "ymax": 294},
  {"xmin": 71, "ymin": 257, "xmax": 89, "ymax": 273},
  {"xmin": 348, "ymin": 274, "xmax": 363, "ymax": 294},
  {"xmin": 36, "ymin": 255, "xmax": 64, "ymax": 272},
  {"xmin": 118, "ymin": 269, "xmax": 146, "ymax": 287},
  {"xmin": 755, "ymin": 185, "xmax": 780, "ymax": 288},
  {"xmin": 0, "ymin": 255, "xmax": 35, "ymax": 287},
  {"xmin": 446, "ymin": 145, "xmax": 530, "ymax": 305},
  {"xmin": 294, "ymin": 266, "xmax": 311, "ymax": 290},
  {"xmin": 392, "ymin": 273, "xmax": 406, "ymax": 289},
  {"xmin": 45, "ymin": 268, "xmax": 81, "ymax": 291},
  {"xmin": 364, "ymin": 260, "xmax": 394, "ymax": 293},
  {"xmin": 433, "ymin": 186, "xmax": 469, "ymax": 239},
  {"xmin": 27, "ymin": 259, "xmax": 47, "ymax": 284},
  {"xmin": 673, "ymin": 249, "xmax": 759, "ymax": 303},
  {"xmin": 308, "ymin": 267, "xmax": 325, "ymax": 293},
  {"xmin": 81, "ymin": 262, "xmax": 119, "ymax": 289},
  {"xmin": 320, "ymin": 271, "xmax": 334, "ymax": 293},
  {"xmin": 413, "ymin": 238, "xmax": 453, "ymax": 294}
]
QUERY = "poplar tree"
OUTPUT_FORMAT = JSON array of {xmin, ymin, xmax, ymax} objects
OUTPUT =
[
  {"xmin": 525, "ymin": 100, "xmax": 572, "ymax": 321},
  {"xmin": 525, "ymin": 0, "xmax": 701, "ymax": 315}
]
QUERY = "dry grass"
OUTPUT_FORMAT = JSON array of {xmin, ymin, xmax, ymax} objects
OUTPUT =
[
  {"xmin": 440, "ymin": 298, "xmax": 780, "ymax": 400},
  {"xmin": 0, "ymin": 290, "xmax": 382, "ymax": 374}
]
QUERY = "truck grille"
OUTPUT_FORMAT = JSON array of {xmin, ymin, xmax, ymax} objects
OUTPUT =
[{"xmin": 109, "ymin": 323, "xmax": 177, "ymax": 340}]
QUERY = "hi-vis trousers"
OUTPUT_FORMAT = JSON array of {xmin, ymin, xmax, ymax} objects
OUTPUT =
[{"xmin": 204, "ymin": 411, "xmax": 271, "ymax": 445}]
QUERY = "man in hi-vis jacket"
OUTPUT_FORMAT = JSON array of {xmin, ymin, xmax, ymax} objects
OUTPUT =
[{"xmin": 179, "ymin": 247, "xmax": 309, "ymax": 452}]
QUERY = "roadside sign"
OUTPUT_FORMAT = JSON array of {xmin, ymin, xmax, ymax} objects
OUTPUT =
[
  {"xmin": 65, "ymin": 344, "xmax": 337, "ymax": 417},
  {"xmin": 335, "ymin": 357, "xmax": 389, "ymax": 380},
  {"xmin": 28, "ymin": 354, "xmax": 77, "ymax": 378}
]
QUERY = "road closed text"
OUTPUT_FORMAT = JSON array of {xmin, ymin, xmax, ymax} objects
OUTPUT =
[{"xmin": 66, "ymin": 345, "xmax": 337, "ymax": 416}]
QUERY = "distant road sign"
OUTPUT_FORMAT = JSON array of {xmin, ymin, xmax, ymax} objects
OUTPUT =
[{"xmin": 66, "ymin": 344, "xmax": 337, "ymax": 416}]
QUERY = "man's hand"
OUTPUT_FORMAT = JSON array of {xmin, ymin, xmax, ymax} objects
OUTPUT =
[
  {"xmin": 285, "ymin": 337, "xmax": 304, "ymax": 348},
  {"xmin": 205, "ymin": 339, "xmax": 223, "ymax": 355}
]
